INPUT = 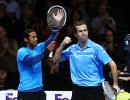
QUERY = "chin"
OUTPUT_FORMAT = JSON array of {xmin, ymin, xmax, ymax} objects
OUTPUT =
[
  {"xmin": 81, "ymin": 37, "xmax": 87, "ymax": 41},
  {"xmin": 32, "ymin": 43, "xmax": 37, "ymax": 47},
  {"xmin": 34, "ymin": 44, "xmax": 37, "ymax": 46}
]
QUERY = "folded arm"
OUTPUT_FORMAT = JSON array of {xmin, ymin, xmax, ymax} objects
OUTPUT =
[{"xmin": 23, "ymin": 48, "xmax": 49, "ymax": 66}]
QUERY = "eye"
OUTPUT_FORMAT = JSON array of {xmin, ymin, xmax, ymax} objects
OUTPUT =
[
  {"xmin": 78, "ymin": 30, "xmax": 83, "ymax": 33},
  {"xmin": 84, "ymin": 29, "xmax": 88, "ymax": 32}
]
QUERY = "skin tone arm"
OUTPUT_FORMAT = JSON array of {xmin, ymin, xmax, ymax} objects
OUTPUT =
[
  {"xmin": 107, "ymin": 60, "xmax": 120, "ymax": 93},
  {"xmin": 119, "ymin": 76, "xmax": 130, "ymax": 81},
  {"xmin": 53, "ymin": 37, "xmax": 71, "ymax": 64}
]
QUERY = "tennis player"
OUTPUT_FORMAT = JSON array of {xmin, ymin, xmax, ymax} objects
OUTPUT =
[
  {"xmin": 53, "ymin": 20, "xmax": 120, "ymax": 100},
  {"xmin": 17, "ymin": 9, "xmax": 64, "ymax": 100}
]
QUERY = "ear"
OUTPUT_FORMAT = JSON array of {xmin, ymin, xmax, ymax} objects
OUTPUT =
[
  {"xmin": 24, "ymin": 37, "xmax": 28, "ymax": 43},
  {"xmin": 74, "ymin": 33, "xmax": 78, "ymax": 38}
]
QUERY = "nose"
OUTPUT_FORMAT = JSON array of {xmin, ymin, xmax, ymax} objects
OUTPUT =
[
  {"xmin": 82, "ymin": 31, "xmax": 87, "ymax": 35},
  {"xmin": 35, "ymin": 37, "xmax": 38, "ymax": 41}
]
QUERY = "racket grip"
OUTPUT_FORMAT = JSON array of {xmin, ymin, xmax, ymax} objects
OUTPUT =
[{"xmin": 49, "ymin": 51, "xmax": 53, "ymax": 57}]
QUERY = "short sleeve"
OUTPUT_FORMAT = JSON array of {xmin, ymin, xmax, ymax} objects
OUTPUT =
[
  {"xmin": 95, "ymin": 44, "xmax": 112, "ymax": 65},
  {"xmin": 62, "ymin": 46, "xmax": 71, "ymax": 60},
  {"xmin": 17, "ymin": 48, "xmax": 29, "ymax": 61}
]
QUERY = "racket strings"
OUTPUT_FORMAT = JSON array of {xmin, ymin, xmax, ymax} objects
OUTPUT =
[{"xmin": 47, "ymin": 5, "xmax": 66, "ymax": 32}]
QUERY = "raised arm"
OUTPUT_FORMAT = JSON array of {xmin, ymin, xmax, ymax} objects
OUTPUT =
[
  {"xmin": 44, "ymin": 8, "xmax": 65, "ymax": 46},
  {"xmin": 53, "ymin": 36, "xmax": 71, "ymax": 64},
  {"xmin": 23, "ymin": 42, "xmax": 55, "ymax": 66},
  {"xmin": 44, "ymin": 31, "xmax": 57, "ymax": 48}
]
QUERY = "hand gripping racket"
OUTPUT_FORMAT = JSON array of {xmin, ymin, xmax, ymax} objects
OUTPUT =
[
  {"xmin": 47, "ymin": 5, "xmax": 67, "ymax": 57},
  {"xmin": 102, "ymin": 81, "xmax": 116, "ymax": 100}
]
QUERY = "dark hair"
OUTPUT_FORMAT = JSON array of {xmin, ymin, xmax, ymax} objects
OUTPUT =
[
  {"xmin": 73, "ymin": 20, "xmax": 87, "ymax": 34},
  {"xmin": 22, "ymin": 28, "xmax": 35, "ymax": 39},
  {"xmin": 20, "ymin": 28, "xmax": 35, "ymax": 47}
]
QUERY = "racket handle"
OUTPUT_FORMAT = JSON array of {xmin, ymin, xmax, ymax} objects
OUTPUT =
[{"xmin": 49, "ymin": 51, "xmax": 53, "ymax": 57}]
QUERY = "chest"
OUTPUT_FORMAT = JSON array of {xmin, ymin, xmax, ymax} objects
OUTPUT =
[{"xmin": 69, "ymin": 48, "xmax": 96, "ymax": 62}]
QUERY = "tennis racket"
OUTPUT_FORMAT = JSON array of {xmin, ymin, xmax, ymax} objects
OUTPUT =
[
  {"xmin": 47, "ymin": 5, "xmax": 67, "ymax": 32},
  {"xmin": 102, "ymin": 81, "xmax": 116, "ymax": 100},
  {"xmin": 47, "ymin": 5, "xmax": 67, "ymax": 57},
  {"xmin": 120, "ymin": 72, "xmax": 130, "ymax": 77},
  {"xmin": 109, "ymin": 71, "xmax": 130, "ymax": 78}
]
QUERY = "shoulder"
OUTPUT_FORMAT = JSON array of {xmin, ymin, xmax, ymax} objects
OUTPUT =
[
  {"xmin": 63, "ymin": 44, "xmax": 77, "ymax": 52},
  {"xmin": 67, "ymin": 44, "xmax": 77, "ymax": 49},
  {"xmin": 90, "ymin": 40, "xmax": 104, "ymax": 51},
  {"xmin": 17, "ymin": 47, "xmax": 27, "ymax": 53}
]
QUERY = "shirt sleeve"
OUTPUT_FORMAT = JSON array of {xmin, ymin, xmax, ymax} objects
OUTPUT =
[
  {"xmin": 36, "ymin": 31, "xmax": 57, "ymax": 52},
  {"xmin": 17, "ymin": 48, "xmax": 29, "ymax": 61},
  {"xmin": 43, "ymin": 31, "xmax": 57, "ymax": 48},
  {"xmin": 62, "ymin": 46, "xmax": 71, "ymax": 61},
  {"xmin": 17, "ymin": 48, "xmax": 49, "ymax": 66},
  {"xmin": 95, "ymin": 44, "xmax": 112, "ymax": 65}
]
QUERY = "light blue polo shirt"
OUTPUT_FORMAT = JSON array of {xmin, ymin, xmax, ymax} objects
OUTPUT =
[
  {"xmin": 17, "ymin": 42, "xmax": 45, "ymax": 91},
  {"xmin": 17, "ymin": 31, "xmax": 57, "ymax": 91},
  {"xmin": 62, "ymin": 39, "xmax": 112, "ymax": 87}
]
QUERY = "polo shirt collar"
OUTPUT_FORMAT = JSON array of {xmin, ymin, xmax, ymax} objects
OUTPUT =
[{"xmin": 76, "ymin": 39, "xmax": 92, "ymax": 50}]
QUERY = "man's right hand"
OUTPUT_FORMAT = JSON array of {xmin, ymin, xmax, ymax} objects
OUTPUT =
[
  {"xmin": 61, "ymin": 36, "xmax": 71, "ymax": 46},
  {"xmin": 47, "ymin": 41, "xmax": 55, "ymax": 52}
]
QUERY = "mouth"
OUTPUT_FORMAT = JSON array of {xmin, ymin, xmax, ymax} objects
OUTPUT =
[
  {"xmin": 33, "ymin": 42, "xmax": 37, "ymax": 45},
  {"xmin": 81, "ymin": 36, "xmax": 87, "ymax": 39}
]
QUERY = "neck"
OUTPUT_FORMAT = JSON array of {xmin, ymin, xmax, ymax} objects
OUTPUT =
[
  {"xmin": 79, "ymin": 39, "xmax": 88, "ymax": 48},
  {"xmin": 27, "ymin": 44, "xmax": 34, "ymax": 49}
]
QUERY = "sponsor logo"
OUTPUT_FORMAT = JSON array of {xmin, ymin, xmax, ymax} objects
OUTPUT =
[
  {"xmin": 6, "ymin": 93, "xmax": 17, "ymax": 100},
  {"xmin": 55, "ymin": 94, "xmax": 69, "ymax": 100}
]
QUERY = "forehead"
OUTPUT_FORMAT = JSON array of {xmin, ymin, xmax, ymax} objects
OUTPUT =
[
  {"xmin": 76, "ymin": 24, "xmax": 87, "ymax": 31},
  {"xmin": 28, "ymin": 32, "xmax": 36, "ymax": 37}
]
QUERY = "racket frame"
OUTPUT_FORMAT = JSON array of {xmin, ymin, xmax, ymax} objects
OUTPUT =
[
  {"xmin": 102, "ymin": 81, "xmax": 116, "ymax": 100},
  {"xmin": 47, "ymin": 5, "xmax": 67, "ymax": 32}
]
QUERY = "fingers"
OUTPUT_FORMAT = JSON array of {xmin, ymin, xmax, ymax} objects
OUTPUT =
[
  {"xmin": 119, "ymin": 77, "xmax": 130, "ymax": 81},
  {"xmin": 113, "ymin": 85, "xmax": 120, "ymax": 94},
  {"xmin": 47, "ymin": 42, "xmax": 56, "ymax": 51},
  {"xmin": 63, "ymin": 36, "xmax": 71, "ymax": 45}
]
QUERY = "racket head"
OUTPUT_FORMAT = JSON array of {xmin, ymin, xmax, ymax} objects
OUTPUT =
[
  {"xmin": 47, "ymin": 5, "xmax": 67, "ymax": 32},
  {"xmin": 102, "ymin": 81, "xmax": 116, "ymax": 100}
]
